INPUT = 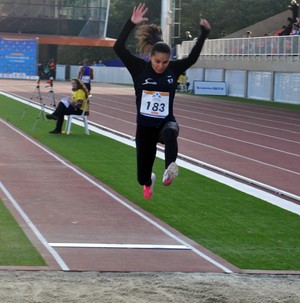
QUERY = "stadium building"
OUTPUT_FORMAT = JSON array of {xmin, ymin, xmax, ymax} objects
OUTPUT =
[{"xmin": 0, "ymin": 0, "xmax": 113, "ymax": 79}]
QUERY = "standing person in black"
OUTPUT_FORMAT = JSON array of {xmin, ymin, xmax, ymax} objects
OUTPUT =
[
  {"xmin": 113, "ymin": 3, "xmax": 210, "ymax": 200},
  {"xmin": 289, "ymin": 0, "xmax": 299, "ymax": 22}
]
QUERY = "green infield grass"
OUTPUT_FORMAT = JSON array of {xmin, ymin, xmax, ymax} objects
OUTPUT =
[
  {"xmin": 0, "ymin": 199, "xmax": 46, "ymax": 266},
  {"xmin": 0, "ymin": 93, "xmax": 299, "ymax": 270}
]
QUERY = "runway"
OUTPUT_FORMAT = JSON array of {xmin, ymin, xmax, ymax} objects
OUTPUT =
[{"xmin": 0, "ymin": 79, "xmax": 299, "ymax": 273}]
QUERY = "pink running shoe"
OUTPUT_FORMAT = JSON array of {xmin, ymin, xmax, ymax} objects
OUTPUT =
[
  {"xmin": 163, "ymin": 162, "xmax": 178, "ymax": 186},
  {"xmin": 143, "ymin": 173, "xmax": 156, "ymax": 200}
]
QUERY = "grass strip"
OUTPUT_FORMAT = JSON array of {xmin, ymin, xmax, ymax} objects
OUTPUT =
[
  {"xmin": 0, "ymin": 199, "xmax": 46, "ymax": 266},
  {"xmin": 0, "ymin": 94, "xmax": 300, "ymax": 270}
]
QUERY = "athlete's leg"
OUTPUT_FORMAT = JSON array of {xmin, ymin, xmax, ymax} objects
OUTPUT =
[
  {"xmin": 159, "ymin": 121, "xmax": 179, "ymax": 186},
  {"xmin": 158, "ymin": 121, "xmax": 179, "ymax": 168},
  {"xmin": 136, "ymin": 125, "xmax": 158, "ymax": 186},
  {"xmin": 47, "ymin": 102, "xmax": 82, "ymax": 133}
]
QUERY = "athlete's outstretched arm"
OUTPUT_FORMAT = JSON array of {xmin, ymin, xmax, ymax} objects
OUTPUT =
[
  {"xmin": 113, "ymin": 3, "xmax": 147, "ymax": 77},
  {"xmin": 171, "ymin": 18, "xmax": 211, "ymax": 76}
]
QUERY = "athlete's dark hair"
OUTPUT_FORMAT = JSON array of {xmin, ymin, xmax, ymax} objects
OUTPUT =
[
  {"xmin": 150, "ymin": 41, "xmax": 171, "ymax": 56},
  {"xmin": 135, "ymin": 23, "xmax": 168, "ymax": 54}
]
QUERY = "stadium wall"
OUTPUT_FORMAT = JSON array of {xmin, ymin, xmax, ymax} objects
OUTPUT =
[{"xmin": 55, "ymin": 62, "xmax": 300, "ymax": 105}]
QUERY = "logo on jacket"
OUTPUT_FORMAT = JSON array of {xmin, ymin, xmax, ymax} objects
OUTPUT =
[
  {"xmin": 142, "ymin": 78, "xmax": 157, "ymax": 85},
  {"xmin": 167, "ymin": 75, "xmax": 174, "ymax": 84}
]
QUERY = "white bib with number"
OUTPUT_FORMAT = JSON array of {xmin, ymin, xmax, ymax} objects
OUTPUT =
[
  {"xmin": 140, "ymin": 90, "xmax": 169, "ymax": 118},
  {"xmin": 81, "ymin": 75, "xmax": 90, "ymax": 83}
]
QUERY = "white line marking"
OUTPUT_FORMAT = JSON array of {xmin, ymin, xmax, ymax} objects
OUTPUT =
[
  {"xmin": 175, "ymin": 157, "xmax": 300, "ymax": 216},
  {"xmin": 180, "ymin": 137, "xmax": 300, "ymax": 176},
  {"xmin": 183, "ymin": 125, "xmax": 300, "ymax": 157},
  {"xmin": 0, "ymin": 118, "xmax": 233, "ymax": 273},
  {"xmin": 86, "ymin": 120, "xmax": 300, "ymax": 210},
  {"xmin": 0, "ymin": 181, "xmax": 70, "ymax": 271},
  {"xmin": 181, "ymin": 115, "xmax": 300, "ymax": 145},
  {"xmin": 3, "ymin": 92, "xmax": 300, "ymax": 270},
  {"xmin": 176, "ymin": 105, "xmax": 300, "ymax": 130},
  {"xmin": 49, "ymin": 243, "xmax": 190, "ymax": 250}
]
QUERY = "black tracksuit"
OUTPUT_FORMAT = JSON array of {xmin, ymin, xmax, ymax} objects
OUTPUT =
[{"xmin": 113, "ymin": 19, "xmax": 209, "ymax": 186}]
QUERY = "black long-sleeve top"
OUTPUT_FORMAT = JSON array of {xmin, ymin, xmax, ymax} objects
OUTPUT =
[{"xmin": 113, "ymin": 19, "xmax": 209, "ymax": 127}]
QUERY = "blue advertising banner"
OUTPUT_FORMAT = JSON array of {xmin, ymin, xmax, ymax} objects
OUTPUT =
[{"xmin": 0, "ymin": 37, "xmax": 38, "ymax": 79}]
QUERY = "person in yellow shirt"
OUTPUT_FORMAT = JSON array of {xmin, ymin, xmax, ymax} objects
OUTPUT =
[
  {"xmin": 177, "ymin": 72, "xmax": 190, "ymax": 92},
  {"xmin": 46, "ymin": 78, "xmax": 89, "ymax": 134}
]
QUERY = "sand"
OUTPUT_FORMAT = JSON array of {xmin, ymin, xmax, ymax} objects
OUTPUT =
[{"xmin": 0, "ymin": 271, "xmax": 299, "ymax": 302}]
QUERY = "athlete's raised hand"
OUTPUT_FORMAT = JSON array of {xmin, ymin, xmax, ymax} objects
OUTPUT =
[
  {"xmin": 200, "ymin": 18, "xmax": 211, "ymax": 31},
  {"xmin": 131, "ymin": 3, "xmax": 148, "ymax": 25}
]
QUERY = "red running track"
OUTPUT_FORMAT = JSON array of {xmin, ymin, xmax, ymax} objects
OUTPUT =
[
  {"xmin": 1, "ymin": 79, "xmax": 300, "ymax": 273},
  {"xmin": 1, "ymin": 79, "xmax": 299, "ymax": 202}
]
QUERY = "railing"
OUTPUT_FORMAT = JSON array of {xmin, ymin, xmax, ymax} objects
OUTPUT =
[{"xmin": 179, "ymin": 35, "xmax": 300, "ymax": 60}]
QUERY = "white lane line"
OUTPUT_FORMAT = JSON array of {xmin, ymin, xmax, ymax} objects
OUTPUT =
[
  {"xmin": 86, "ymin": 120, "xmax": 300, "ymax": 208},
  {"xmin": 176, "ymin": 104, "xmax": 300, "ymax": 128},
  {"xmin": 176, "ymin": 110, "xmax": 300, "ymax": 134},
  {"xmin": 180, "ymin": 137, "xmax": 300, "ymax": 177},
  {"xmin": 49, "ymin": 243, "xmax": 190, "ymax": 250},
  {"xmin": 175, "ymin": 156, "xmax": 300, "ymax": 216},
  {"xmin": 180, "ymin": 116, "xmax": 300, "ymax": 145},
  {"xmin": 0, "ymin": 181, "xmax": 70, "ymax": 271},
  {"xmin": 3, "ymin": 91, "xmax": 300, "ymax": 206},
  {"xmin": 182, "ymin": 125, "xmax": 300, "ymax": 157},
  {"xmin": 0, "ymin": 117, "xmax": 233, "ymax": 273}
]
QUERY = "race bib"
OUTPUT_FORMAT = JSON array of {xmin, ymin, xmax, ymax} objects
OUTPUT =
[
  {"xmin": 81, "ymin": 75, "xmax": 90, "ymax": 83},
  {"xmin": 140, "ymin": 90, "xmax": 169, "ymax": 118}
]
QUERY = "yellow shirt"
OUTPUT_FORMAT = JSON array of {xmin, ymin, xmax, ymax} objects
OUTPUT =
[
  {"xmin": 178, "ymin": 74, "xmax": 188, "ymax": 84},
  {"xmin": 72, "ymin": 89, "xmax": 88, "ymax": 111}
]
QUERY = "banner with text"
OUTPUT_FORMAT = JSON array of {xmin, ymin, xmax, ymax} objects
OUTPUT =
[
  {"xmin": 0, "ymin": 37, "xmax": 38, "ymax": 79},
  {"xmin": 194, "ymin": 81, "xmax": 227, "ymax": 96}
]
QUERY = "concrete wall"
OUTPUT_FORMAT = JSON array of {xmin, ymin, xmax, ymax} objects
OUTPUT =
[{"xmin": 56, "ymin": 59, "xmax": 300, "ymax": 105}]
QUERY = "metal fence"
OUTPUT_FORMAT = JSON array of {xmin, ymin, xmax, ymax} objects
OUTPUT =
[{"xmin": 179, "ymin": 35, "xmax": 300, "ymax": 60}]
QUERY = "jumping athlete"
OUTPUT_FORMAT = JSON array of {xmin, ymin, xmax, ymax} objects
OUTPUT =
[{"xmin": 113, "ymin": 3, "xmax": 211, "ymax": 200}]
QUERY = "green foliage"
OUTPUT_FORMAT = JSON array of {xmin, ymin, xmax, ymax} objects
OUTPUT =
[
  {"xmin": 108, "ymin": 0, "xmax": 161, "ymax": 38},
  {"xmin": 181, "ymin": 0, "xmax": 287, "ymax": 38},
  {"xmin": 58, "ymin": 0, "xmax": 288, "ymax": 63},
  {"xmin": 58, "ymin": 45, "xmax": 116, "ymax": 65},
  {"xmin": 1, "ymin": 94, "xmax": 300, "ymax": 270}
]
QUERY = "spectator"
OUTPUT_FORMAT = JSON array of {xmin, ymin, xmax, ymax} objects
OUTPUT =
[
  {"xmin": 274, "ymin": 25, "xmax": 287, "ymax": 36},
  {"xmin": 185, "ymin": 31, "xmax": 193, "ymax": 40},
  {"xmin": 49, "ymin": 59, "xmax": 56, "ymax": 79},
  {"xmin": 177, "ymin": 72, "xmax": 190, "ymax": 92},
  {"xmin": 290, "ymin": 22, "xmax": 300, "ymax": 35},
  {"xmin": 246, "ymin": 30, "xmax": 253, "ymax": 38},
  {"xmin": 279, "ymin": 17, "xmax": 294, "ymax": 35},
  {"xmin": 289, "ymin": 0, "xmax": 299, "ymax": 22}
]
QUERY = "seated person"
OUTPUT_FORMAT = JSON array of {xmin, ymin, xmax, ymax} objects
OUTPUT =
[
  {"xmin": 46, "ymin": 78, "xmax": 89, "ymax": 134},
  {"xmin": 177, "ymin": 72, "xmax": 190, "ymax": 92}
]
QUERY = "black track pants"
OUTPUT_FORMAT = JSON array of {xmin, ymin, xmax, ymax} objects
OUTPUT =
[{"xmin": 135, "ymin": 122, "xmax": 179, "ymax": 186}]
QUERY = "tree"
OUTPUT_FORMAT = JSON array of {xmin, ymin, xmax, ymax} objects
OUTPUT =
[
  {"xmin": 180, "ymin": 0, "xmax": 286, "ymax": 39},
  {"xmin": 58, "ymin": 0, "xmax": 288, "ymax": 64}
]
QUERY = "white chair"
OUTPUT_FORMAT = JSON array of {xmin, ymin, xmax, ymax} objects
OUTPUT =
[{"xmin": 65, "ymin": 94, "xmax": 92, "ymax": 135}]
